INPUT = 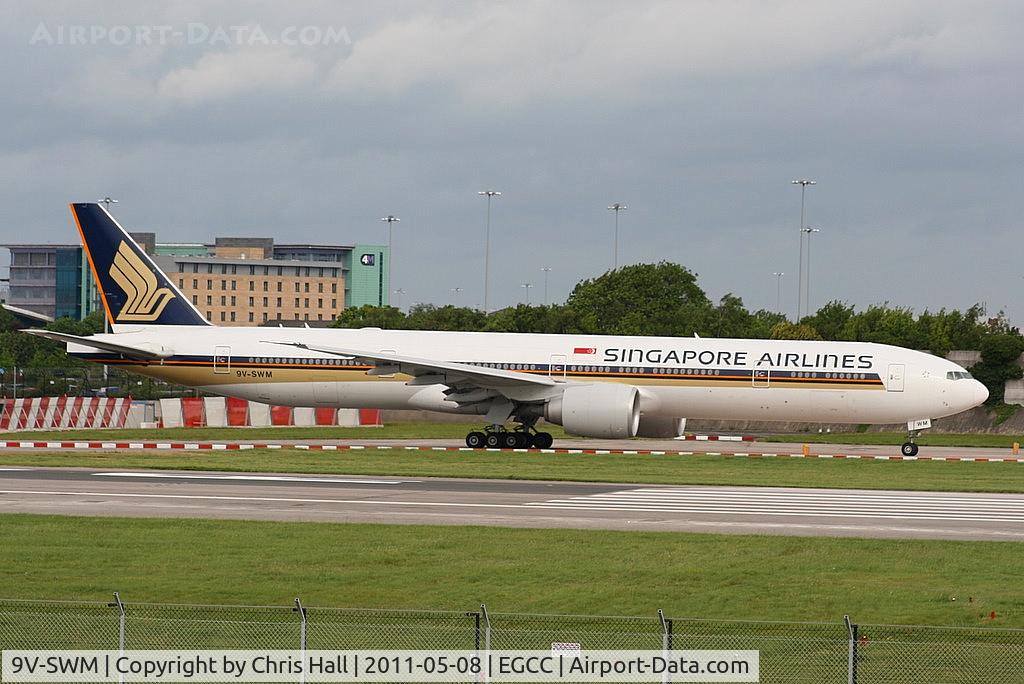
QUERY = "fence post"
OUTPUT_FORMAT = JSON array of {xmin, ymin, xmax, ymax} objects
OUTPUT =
[
  {"xmin": 658, "ymin": 609, "xmax": 672, "ymax": 684},
  {"xmin": 844, "ymin": 615, "xmax": 857, "ymax": 684},
  {"xmin": 108, "ymin": 592, "xmax": 126, "ymax": 684},
  {"xmin": 294, "ymin": 598, "xmax": 307, "ymax": 684},
  {"xmin": 480, "ymin": 604, "xmax": 491, "ymax": 684}
]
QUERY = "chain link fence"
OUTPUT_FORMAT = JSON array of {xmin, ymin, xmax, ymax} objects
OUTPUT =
[{"xmin": 2, "ymin": 598, "xmax": 1023, "ymax": 682}]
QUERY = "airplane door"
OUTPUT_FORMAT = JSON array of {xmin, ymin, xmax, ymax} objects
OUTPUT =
[
  {"xmin": 213, "ymin": 346, "xmax": 230, "ymax": 374},
  {"xmin": 549, "ymin": 354, "xmax": 567, "ymax": 379},
  {"xmin": 752, "ymin": 361, "xmax": 771, "ymax": 388},
  {"xmin": 887, "ymin": 364, "xmax": 905, "ymax": 392}
]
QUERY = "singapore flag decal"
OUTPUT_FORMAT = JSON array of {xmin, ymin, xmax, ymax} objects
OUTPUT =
[{"xmin": 573, "ymin": 347, "xmax": 596, "ymax": 354}]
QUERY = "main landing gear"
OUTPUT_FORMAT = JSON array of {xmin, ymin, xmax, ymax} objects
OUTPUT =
[{"xmin": 465, "ymin": 425, "xmax": 554, "ymax": 450}]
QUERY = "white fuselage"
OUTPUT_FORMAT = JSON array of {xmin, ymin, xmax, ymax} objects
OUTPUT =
[{"xmin": 70, "ymin": 325, "xmax": 988, "ymax": 425}]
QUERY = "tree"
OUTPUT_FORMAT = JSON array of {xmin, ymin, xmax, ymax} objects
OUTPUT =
[
  {"xmin": 484, "ymin": 304, "xmax": 582, "ymax": 334},
  {"xmin": 803, "ymin": 301, "xmax": 855, "ymax": 340},
  {"xmin": 706, "ymin": 294, "xmax": 753, "ymax": 338},
  {"xmin": 769, "ymin": 322, "xmax": 823, "ymax": 340},
  {"xmin": 405, "ymin": 304, "xmax": 487, "ymax": 332},
  {"xmin": 566, "ymin": 262, "xmax": 711, "ymax": 336},
  {"xmin": 746, "ymin": 310, "xmax": 789, "ymax": 339},
  {"xmin": 970, "ymin": 333, "xmax": 1024, "ymax": 404},
  {"xmin": 331, "ymin": 305, "xmax": 407, "ymax": 330}
]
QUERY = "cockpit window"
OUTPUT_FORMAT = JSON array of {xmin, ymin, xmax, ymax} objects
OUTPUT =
[{"xmin": 946, "ymin": 371, "xmax": 973, "ymax": 380}]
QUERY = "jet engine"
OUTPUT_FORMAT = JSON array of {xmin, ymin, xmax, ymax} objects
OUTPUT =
[
  {"xmin": 635, "ymin": 416, "xmax": 686, "ymax": 438},
  {"xmin": 544, "ymin": 383, "xmax": 640, "ymax": 438}
]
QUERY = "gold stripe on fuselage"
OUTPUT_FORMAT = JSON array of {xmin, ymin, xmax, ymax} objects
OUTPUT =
[{"xmin": 101, "ymin": 359, "xmax": 885, "ymax": 390}]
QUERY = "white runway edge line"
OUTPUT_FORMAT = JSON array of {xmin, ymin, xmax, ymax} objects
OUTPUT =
[
  {"xmin": 0, "ymin": 440, "xmax": 1021, "ymax": 462},
  {"xmin": 92, "ymin": 473, "xmax": 415, "ymax": 484}
]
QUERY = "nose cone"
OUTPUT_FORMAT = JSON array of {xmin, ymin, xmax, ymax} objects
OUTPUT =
[{"xmin": 973, "ymin": 380, "xmax": 989, "ymax": 407}]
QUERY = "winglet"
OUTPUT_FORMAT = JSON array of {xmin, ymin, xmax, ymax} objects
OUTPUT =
[{"xmin": 70, "ymin": 203, "xmax": 210, "ymax": 327}]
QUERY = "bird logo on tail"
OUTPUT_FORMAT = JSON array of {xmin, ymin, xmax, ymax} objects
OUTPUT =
[{"xmin": 107, "ymin": 240, "xmax": 175, "ymax": 321}]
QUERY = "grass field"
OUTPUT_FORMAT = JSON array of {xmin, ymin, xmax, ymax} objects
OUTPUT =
[
  {"xmin": 2, "ymin": 447, "xmax": 1023, "ymax": 492},
  {"xmin": 5, "ymin": 423, "xmax": 1022, "ymax": 447},
  {"xmin": 0, "ymin": 513, "xmax": 1020, "ymax": 627},
  {"xmin": 763, "ymin": 431, "xmax": 1024, "ymax": 448}
]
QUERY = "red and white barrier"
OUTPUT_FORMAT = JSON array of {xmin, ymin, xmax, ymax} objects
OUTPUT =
[
  {"xmin": 153, "ymin": 398, "xmax": 382, "ymax": 429},
  {"xmin": 0, "ymin": 397, "xmax": 134, "ymax": 431}
]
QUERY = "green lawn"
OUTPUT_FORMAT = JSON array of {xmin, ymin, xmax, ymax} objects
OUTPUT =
[
  {"xmin": 6, "ymin": 423, "xmax": 1021, "ymax": 449},
  {"xmin": 0, "ymin": 513, "xmax": 1020, "ymax": 627},
  {"xmin": 2, "ymin": 448, "xmax": 1023, "ymax": 492},
  {"xmin": 1, "ymin": 423, "xmax": 566, "ymax": 441},
  {"xmin": 764, "ymin": 431, "xmax": 1024, "ymax": 448}
]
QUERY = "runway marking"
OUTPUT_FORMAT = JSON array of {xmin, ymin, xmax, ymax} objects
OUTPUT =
[
  {"xmin": 92, "ymin": 473, "xmax": 415, "ymax": 485},
  {"xmin": 524, "ymin": 488, "xmax": 1024, "ymax": 522},
  {"xmin": 2, "ymin": 486, "xmax": 1023, "ymax": 524}
]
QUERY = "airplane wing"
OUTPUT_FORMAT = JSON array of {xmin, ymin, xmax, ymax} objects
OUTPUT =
[
  {"xmin": 266, "ymin": 341, "xmax": 558, "ymax": 404},
  {"xmin": 23, "ymin": 329, "xmax": 172, "ymax": 360}
]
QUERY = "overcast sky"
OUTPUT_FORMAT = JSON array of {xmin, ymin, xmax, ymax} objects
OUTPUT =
[{"xmin": 2, "ymin": 1, "xmax": 1022, "ymax": 323}]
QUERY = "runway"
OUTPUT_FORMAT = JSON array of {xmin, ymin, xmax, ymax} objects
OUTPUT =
[{"xmin": 0, "ymin": 467, "xmax": 1022, "ymax": 541}]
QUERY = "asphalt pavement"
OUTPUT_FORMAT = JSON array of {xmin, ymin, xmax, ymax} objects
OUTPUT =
[{"xmin": 1, "ymin": 466, "xmax": 1021, "ymax": 541}]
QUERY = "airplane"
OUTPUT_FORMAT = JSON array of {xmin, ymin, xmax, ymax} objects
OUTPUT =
[{"xmin": 26, "ymin": 203, "xmax": 988, "ymax": 455}]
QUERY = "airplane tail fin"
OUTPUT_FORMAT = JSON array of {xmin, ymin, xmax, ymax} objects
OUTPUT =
[{"xmin": 70, "ymin": 203, "xmax": 211, "ymax": 327}]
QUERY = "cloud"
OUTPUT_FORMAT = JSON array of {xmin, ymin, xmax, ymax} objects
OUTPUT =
[{"xmin": 157, "ymin": 48, "xmax": 319, "ymax": 105}]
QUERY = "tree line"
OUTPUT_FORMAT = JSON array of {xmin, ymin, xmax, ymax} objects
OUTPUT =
[
  {"xmin": 2, "ymin": 263, "xmax": 1021, "ymax": 403},
  {"xmin": 333, "ymin": 263, "xmax": 1023, "ymax": 403}
]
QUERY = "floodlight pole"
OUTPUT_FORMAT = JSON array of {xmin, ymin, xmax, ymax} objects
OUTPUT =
[
  {"xmin": 791, "ymin": 180, "xmax": 815, "ymax": 319},
  {"xmin": 607, "ymin": 203, "xmax": 627, "ymax": 270},
  {"xmin": 540, "ymin": 267, "xmax": 552, "ymax": 305},
  {"xmin": 478, "ymin": 191, "xmax": 501, "ymax": 312},
  {"xmin": 772, "ymin": 272, "xmax": 784, "ymax": 315},
  {"xmin": 380, "ymin": 215, "xmax": 400, "ymax": 306},
  {"xmin": 521, "ymin": 282, "xmax": 533, "ymax": 304},
  {"xmin": 803, "ymin": 227, "xmax": 821, "ymax": 316}
]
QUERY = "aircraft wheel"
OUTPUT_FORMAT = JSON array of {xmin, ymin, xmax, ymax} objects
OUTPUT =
[
  {"xmin": 484, "ymin": 432, "xmax": 502, "ymax": 449},
  {"xmin": 532, "ymin": 432, "xmax": 554, "ymax": 449},
  {"xmin": 502, "ymin": 432, "xmax": 522, "ymax": 449},
  {"xmin": 466, "ymin": 431, "xmax": 485, "ymax": 449},
  {"xmin": 901, "ymin": 442, "xmax": 919, "ymax": 457}
]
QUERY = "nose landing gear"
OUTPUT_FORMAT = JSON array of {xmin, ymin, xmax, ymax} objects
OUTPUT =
[{"xmin": 901, "ymin": 419, "xmax": 931, "ymax": 457}]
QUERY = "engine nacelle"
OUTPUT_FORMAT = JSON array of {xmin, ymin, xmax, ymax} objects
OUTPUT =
[
  {"xmin": 544, "ymin": 383, "xmax": 640, "ymax": 438},
  {"xmin": 635, "ymin": 416, "xmax": 686, "ymax": 438}
]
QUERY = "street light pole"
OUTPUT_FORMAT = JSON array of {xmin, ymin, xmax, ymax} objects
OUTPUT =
[
  {"xmin": 790, "ymin": 179, "xmax": 816, "ymax": 320},
  {"xmin": 803, "ymin": 227, "xmax": 821, "ymax": 316},
  {"xmin": 450, "ymin": 287, "xmax": 463, "ymax": 304},
  {"xmin": 772, "ymin": 272, "xmax": 784, "ymax": 314},
  {"xmin": 540, "ymin": 267, "xmax": 552, "ymax": 305},
  {"xmin": 607, "ymin": 203, "xmax": 628, "ymax": 270},
  {"xmin": 380, "ymin": 215, "xmax": 400, "ymax": 306},
  {"xmin": 478, "ymin": 191, "xmax": 501, "ymax": 312},
  {"xmin": 521, "ymin": 283, "xmax": 533, "ymax": 304},
  {"xmin": 393, "ymin": 288, "xmax": 406, "ymax": 310}
]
